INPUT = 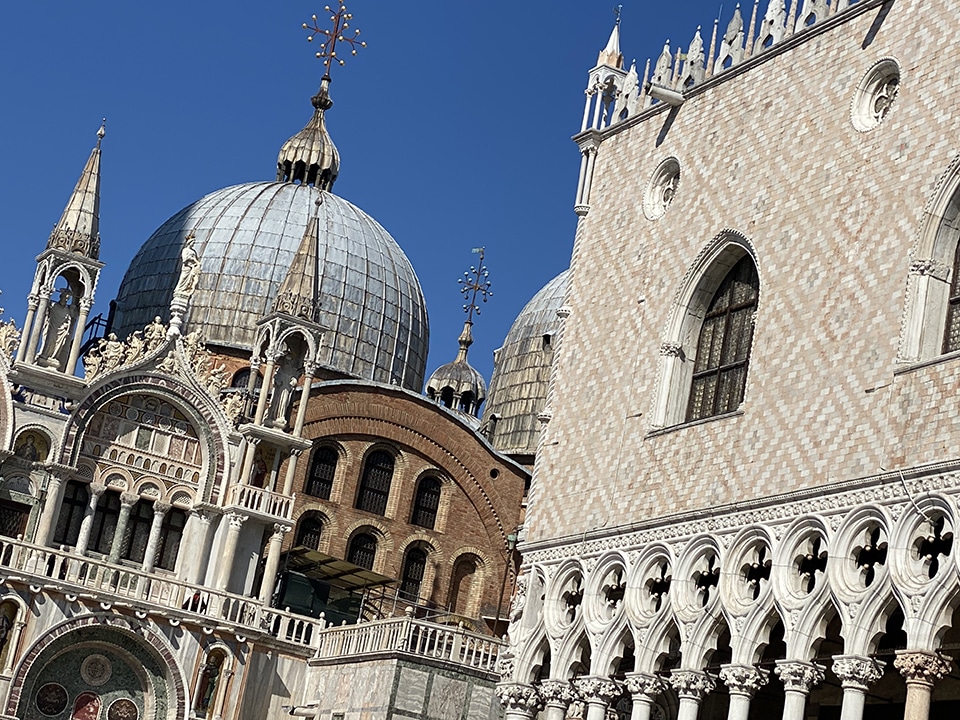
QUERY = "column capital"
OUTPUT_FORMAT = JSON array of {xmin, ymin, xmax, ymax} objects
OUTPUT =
[
  {"xmin": 774, "ymin": 660, "xmax": 825, "ymax": 694},
  {"xmin": 572, "ymin": 675, "xmax": 621, "ymax": 705},
  {"xmin": 152, "ymin": 501, "xmax": 172, "ymax": 517},
  {"xmin": 272, "ymin": 523, "xmax": 292, "ymax": 538},
  {"xmin": 89, "ymin": 482, "xmax": 107, "ymax": 498},
  {"xmin": 623, "ymin": 672, "xmax": 665, "ymax": 699},
  {"xmin": 495, "ymin": 682, "xmax": 543, "ymax": 714},
  {"xmin": 190, "ymin": 507, "xmax": 216, "ymax": 524},
  {"xmin": 719, "ymin": 664, "xmax": 768, "ymax": 698},
  {"xmin": 227, "ymin": 512, "xmax": 248, "ymax": 530},
  {"xmin": 538, "ymin": 679, "xmax": 578, "ymax": 707},
  {"xmin": 894, "ymin": 651, "xmax": 952, "ymax": 687},
  {"xmin": 669, "ymin": 670, "xmax": 716, "ymax": 702},
  {"xmin": 832, "ymin": 655, "xmax": 884, "ymax": 691},
  {"xmin": 119, "ymin": 492, "xmax": 140, "ymax": 507}
]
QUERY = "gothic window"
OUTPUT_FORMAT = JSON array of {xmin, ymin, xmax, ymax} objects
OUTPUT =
[
  {"xmin": 347, "ymin": 533, "xmax": 376, "ymax": 571},
  {"xmin": 306, "ymin": 446, "xmax": 337, "ymax": 500},
  {"xmin": 122, "ymin": 500, "xmax": 154, "ymax": 563},
  {"xmin": 295, "ymin": 513, "xmax": 324, "ymax": 551},
  {"xmin": 54, "ymin": 480, "xmax": 89, "ymax": 546},
  {"xmin": 356, "ymin": 451, "xmax": 394, "ymax": 516},
  {"xmin": 400, "ymin": 548, "xmax": 427, "ymax": 601},
  {"xmin": 944, "ymin": 241, "xmax": 960, "ymax": 353},
  {"xmin": 686, "ymin": 256, "xmax": 759, "ymax": 422},
  {"xmin": 90, "ymin": 491, "xmax": 121, "ymax": 555},
  {"xmin": 410, "ymin": 477, "xmax": 441, "ymax": 530},
  {"xmin": 156, "ymin": 508, "xmax": 187, "ymax": 571}
]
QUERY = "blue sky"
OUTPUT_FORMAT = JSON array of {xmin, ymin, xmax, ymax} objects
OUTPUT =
[{"xmin": 0, "ymin": 1, "xmax": 726, "ymax": 383}]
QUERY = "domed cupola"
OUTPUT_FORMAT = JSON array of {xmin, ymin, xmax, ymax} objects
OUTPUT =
[
  {"xmin": 425, "ymin": 250, "xmax": 492, "ymax": 419},
  {"xmin": 276, "ymin": 76, "xmax": 340, "ymax": 191}
]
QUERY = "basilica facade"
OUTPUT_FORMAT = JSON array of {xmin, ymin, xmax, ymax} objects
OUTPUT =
[{"xmin": 499, "ymin": 1, "xmax": 960, "ymax": 719}]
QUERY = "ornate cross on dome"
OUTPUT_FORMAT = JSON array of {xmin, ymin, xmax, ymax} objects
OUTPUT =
[
  {"xmin": 303, "ymin": 1, "xmax": 366, "ymax": 74},
  {"xmin": 459, "ymin": 247, "xmax": 493, "ymax": 322}
]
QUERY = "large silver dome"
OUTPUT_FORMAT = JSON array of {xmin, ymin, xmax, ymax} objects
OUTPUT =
[
  {"xmin": 112, "ymin": 182, "xmax": 429, "ymax": 390},
  {"xmin": 482, "ymin": 270, "xmax": 569, "ymax": 457}
]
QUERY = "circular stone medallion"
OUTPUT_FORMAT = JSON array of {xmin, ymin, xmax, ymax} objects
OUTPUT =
[
  {"xmin": 108, "ymin": 698, "xmax": 139, "ymax": 720},
  {"xmin": 35, "ymin": 683, "xmax": 68, "ymax": 716},
  {"xmin": 80, "ymin": 653, "xmax": 113, "ymax": 686}
]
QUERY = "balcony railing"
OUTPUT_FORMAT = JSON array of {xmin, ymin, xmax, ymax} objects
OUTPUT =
[
  {"xmin": 225, "ymin": 484, "xmax": 293, "ymax": 521},
  {"xmin": 312, "ymin": 610, "xmax": 503, "ymax": 674}
]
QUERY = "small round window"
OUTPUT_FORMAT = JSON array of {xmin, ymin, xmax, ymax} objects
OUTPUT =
[
  {"xmin": 643, "ymin": 158, "xmax": 681, "ymax": 220},
  {"xmin": 851, "ymin": 58, "xmax": 900, "ymax": 132}
]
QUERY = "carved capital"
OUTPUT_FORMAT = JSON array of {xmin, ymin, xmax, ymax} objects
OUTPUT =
[
  {"xmin": 538, "ymin": 679, "xmax": 578, "ymax": 707},
  {"xmin": 119, "ymin": 492, "xmax": 140, "ymax": 508},
  {"xmin": 623, "ymin": 672, "xmax": 665, "ymax": 699},
  {"xmin": 190, "ymin": 508, "xmax": 215, "ymax": 524},
  {"xmin": 152, "ymin": 501, "xmax": 172, "ymax": 518},
  {"xmin": 669, "ymin": 670, "xmax": 716, "ymax": 701},
  {"xmin": 573, "ymin": 676, "xmax": 621, "ymax": 705},
  {"xmin": 272, "ymin": 523, "xmax": 292, "ymax": 539},
  {"xmin": 895, "ymin": 651, "xmax": 951, "ymax": 686},
  {"xmin": 832, "ymin": 655, "xmax": 884, "ymax": 691},
  {"xmin": 227, "ymin": 512, "xmax": 247, "ymax": 530},
  {"xmin": 495, "ymin": 682, "xmax": 543, "ymax": 713},
  {"xmin": 774, "ymin": 661, "xmax": 825, "ymax": 694},
  {"xmin": 89, "ymin": 482, "xmax": 107, "ymax": 498},
  {"xmin": 659, "ymin": 341, "xmax": 683, "ymax": 358},
  {"xmin": 574, "ymin": 204, "xmax": 591, "ymax": 217},
  {"xmin": 719, "ymin": 664, "xmax": 768, "ymax": 697},
  {"xmin": 909, "ymin": 258, "xmax": 949, "ymax": 280}
]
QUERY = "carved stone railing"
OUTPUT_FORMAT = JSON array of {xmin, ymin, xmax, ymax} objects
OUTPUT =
[
  {"xmin": 312, "ymin": 611, "xmax": 503, "ymax": 674},
  {"xmin": 225, "ymin": 484, "xmax": 293, "ymax": 522},
  {"xmin": 0, "ymin": 537, "xmax": 319, "ymax": 651}
]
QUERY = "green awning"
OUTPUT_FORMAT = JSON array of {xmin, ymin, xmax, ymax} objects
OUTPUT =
[{"xmin": 280, "ymin": 546, "xmax": 396, "ymax": 591}]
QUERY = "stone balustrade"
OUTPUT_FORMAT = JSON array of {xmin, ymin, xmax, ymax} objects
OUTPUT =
[{"xmin": 225, "ymin": 483, "xmax": 293, "ymax": 521}]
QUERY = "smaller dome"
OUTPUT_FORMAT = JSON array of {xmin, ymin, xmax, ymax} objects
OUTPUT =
[
  {"xmin": 276, "ymin": 79, "xmax": 340, "ymax": 191},
  {"xmin": 426, "ymin": 321, "xmax": 486, "ymax": 419},
  {"xmin": 482, "ymin": 270, "xmax": 570, "ymax": 457}
]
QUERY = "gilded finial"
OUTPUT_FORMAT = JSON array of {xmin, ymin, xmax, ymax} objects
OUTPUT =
[
  {"xmin": 97, "ymin": 118, "xmax": 106, "ymax": 147},
  {"xmin": 303, "ymin": 1, "xmax": 367, "ymax": 74},
  {"xmin": 458, "ymin": 248, "xmax": 493, "ymax": 322}
]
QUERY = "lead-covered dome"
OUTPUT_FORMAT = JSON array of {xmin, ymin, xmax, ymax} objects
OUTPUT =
[
  {"xmin": 112, "ymin": 182, "xmax": 429, "ymax": 390},
  {"xmin": 482, "ymin": 270, "xmax": 569, "ymax": 457}
]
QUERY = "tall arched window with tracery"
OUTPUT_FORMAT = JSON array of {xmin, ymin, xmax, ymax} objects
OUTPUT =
[
  {"xmin": 355, "ymin": 451, "xmax": 394, "ymax": 516},
  {"xmin": 306, "ymin": 446, "xmax": 337, "ymax": 500},
  {"xmin": 686, "ymin": 256, "xmax": 759, "ymax": 422},
  {"xmin": 410, "ymin": 477, "xmax": 441, "ymax": 529}
]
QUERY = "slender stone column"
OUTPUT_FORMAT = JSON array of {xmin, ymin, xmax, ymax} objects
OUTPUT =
[
  {"xmin": 495, "ymin": 682, "xmax": 543, "ymax": 720},
  {"xmin": 74, "ymin": 483, "xmax": 106, "ymax": 556},
  {"xmin": 291, "ymin": 365, "xmax": 315, "ymax": 437},
  {"xmin": 774, "ymin": 660, "xmax": 824, "ymax": 720},
  {"xmin": 65, "ymin": 299, "xmax": 92, "ymax": 375},
  {"xmin": 258, "ymin": 524, "xmax": 291, "ymax": 604},
  {"xmin": 623, "ymin": 672, "xmax": 665, "ymax": 720},
  {"xmin": 238, "ymin": 438, "xmax": 260, "ymax": 487},
  {"xmin": 141, "ymin": 501, "xmax": 171, "ymax": 573},
  {"xmin": 539, "ymin": 679, "xmax": 578, "ymax": 720},
  {"xmin": 831, "ymin": 655, "xmax": 883, "ymax": 720},
  {"xmin": 720, "ymin": 664, "xmax": 767, "ymax": 720},
  {"xmin": 573, "ymin": 676, "xmax": 621, "ymax": 720},
  {"xmin": 34, "ymin": 473, "xmax": 66, "ymax": 546},
  {"xmin": 16, "ymin": 295, "xmax": 39, "ymax": 363},
  {"xmin": 670, "ymin": 670, "xmax": 716, "ymax": 720},
  {"xmin": 253, "ymin": 359, "xmax": 277, "ymax": 425},
  {"xmin": 895, "ymin": 651, "xmax": 952, "ymax": 720},
  {"xmin": 214, "ymin": 513, "xmax": 247, "ymax": 591},
  {"xmin": 24, "ymin": 290, "xmax": 51, "ymax": 364},
  {"xmin": 1, "ymin": 619, "xmax": 26, "ymax": 675},
  {"xmin": 183, "ymin": 509, "xmax": 216, "ymax": 585},
  {"xmin": 280, "ymin": 448, "xmax": 303, "ymax": 496},
  {"xmin": 108, "ymin": 493, "xmax": 139, "ymax": 563}
]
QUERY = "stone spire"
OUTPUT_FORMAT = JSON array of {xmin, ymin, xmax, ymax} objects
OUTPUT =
[
  {"xmin": 276, "ymin": 76, "xmax": 341, "ymax": 191},
  {"xmin": 47, "ymin": 120, "xmax": 105, "ymax": 260},
  {"xmin": 273, "ymin": 199, "xmax": 321, "ymax": 322},
  {"xmin": 597, "ymin": 12, "xmax": 625, "ymax": 69}
]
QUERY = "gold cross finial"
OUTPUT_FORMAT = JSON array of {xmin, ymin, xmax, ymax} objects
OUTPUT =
[
  {"xmin": 303, "ymin": 1, "xmax": 367, "ymax": 74},
  {"xmin": 458, "ymin": 248, "xmax": 493, "ymax": 322}
]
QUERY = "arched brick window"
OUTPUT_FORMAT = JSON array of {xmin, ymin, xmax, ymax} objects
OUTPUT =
[
  {"xmin": 686, "ymin": 256, "xmax": 759, "ymax": 422},
  {"xmin": 400, "ymin": 547, "xmax": 427, "ymax": 601},
  {"xmin": 347, "ymin": 533, "xmax": 377, "ymax": 570},
  {"xmin": 410, "ymin": 477, "xmax": 441, "ymax": 529},
  {"xmin": 306, "ymin": 446, "xmax": 337, "ymax": 500},
  {"xmin": 295, "ymin": 512, "xmax": 324, "ymax": 550},
  {"xmin": 356, "ymin": 451, "xmax": 394, "ymax": 516}
]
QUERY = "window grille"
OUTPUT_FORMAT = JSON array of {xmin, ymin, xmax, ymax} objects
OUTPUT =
[
  {"xmin": 347, "ymin": 533, "xmax": 377, "ymax": 570},
  {"xmin": 400, "ymin": 548, "xmax": 427, "ymax": 601},
  {"xmin": 306, "ymin": 446, "xmax": 337, "ymax": 500},
  {"xmin": 295, "ymin": 513, "xmax": 323, "ymax": 550},
  {"xmin": 156, "ymin": 508, "xmax": 187, "ymax": 570},
  {"xmin": 411, "ymin": 477, "xmax": 441, "ymax": 529},
  {"xmin": 356, "ymin": 451, "xmax": 394, "ymax": 516},
  {"xmin": 122, "ymin": 500, "xmax": 154, "ymax": 563}
]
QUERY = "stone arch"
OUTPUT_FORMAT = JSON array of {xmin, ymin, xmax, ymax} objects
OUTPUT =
[
  {"xmin": 787, "ymin": 592, "xmax": 842, "ymax": 661},
  {"xmin": 592, "ymin": 618, "xmax": 634, "ymax": 676},
  {"xmin": 8, "ymin": 613, "xmax": 187, "ymax": 720},
  {"xmin": 514, "ymin": 629, "xmax": 551, "ymax": 684},
  {"xmin": 553, "ymin": 629, "xmax": 591, "ymax": 681},
  {"xmin": 637, "ymin": 614, "xmax": 683, "ymax": 675},
  {"xmin": 343, "ymin": 523, "xmax": 391, "ymax": 574},
  {"xmin": 733, "ymin": 605, "xmax": 787, "ymax": 665},
  {"xmin": 651, "ymin": 229, "xmax": 761, "ymax": 428}
]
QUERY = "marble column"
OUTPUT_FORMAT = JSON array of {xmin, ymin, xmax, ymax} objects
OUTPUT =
[
  {"xmin": 719, "ymin": 664, "xmax": 767, "ymax": 720},
  {"xmin": 15, "ymin": 294, "xmax": 39, "ymax": 363},
  {"xmin": 495, "ymin": 682, "xmax": 543, "ymax": 720},
  {"xmin": 623, "ymin": 672, "xmax": 665, "ymax": 720},
  {"xmin": 0, "ymin": 619, "xmax": 26, "ymax": 675},
  {"xmin": 184, "ymin": 509, "xmax": 215, "ymax": 585},
  {"xmin": 34, "ymin": 473, "xmax": 65, "ymax": 547},
  {"xmin": 573, "ymin": 676, "xmax": 622, "ymax": 720},
  {"xmin": 24, "ymin": 289, "xmax": 51, "ymax": 364},
  {"xmin": 670, "ymin": 670, "xmax": 716, "ymax": 720},
  {"xmin": 108, "ymin": 493, "xmax": 139, "ymax": 564},
  {"xmin": 895, "ymin": 651, "xmax": 952, "ymax": 720},
  {"xmin": 539, "ymin": 679, "xmax": 579, "ymax": 720},
  {"xmin": 65, "ymin": 299, "xmax": 92, "ymax": 375},
  {"xmin": 141, "ymin": 501, "xmax": 171, "ymax": 573},
  {"xmin": 214, "ymin": 513, "xmax": 247, "ymax": 592},
  {"xmin": 74, "ymin": 483, "xmax": 106, "ymax": 556},
  {"xmin": 280, "ymin": 448, "xmax": 303, "ymax": 496},
  {"xmin": 831, "ymin": 655, "xmax": 883, "ymax": 720},
  {"xmin": 258, "ymin": 523, "xmax": 291, "ymax": 604},
  {"xmin": 774, "ymin": 660, "xmax": 824, "ymax": 720}
]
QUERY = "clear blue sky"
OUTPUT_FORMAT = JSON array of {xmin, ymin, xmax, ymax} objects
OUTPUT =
[{"xmin": 0, "ymin": 1, "xmax": 725, "ymax": 384}]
